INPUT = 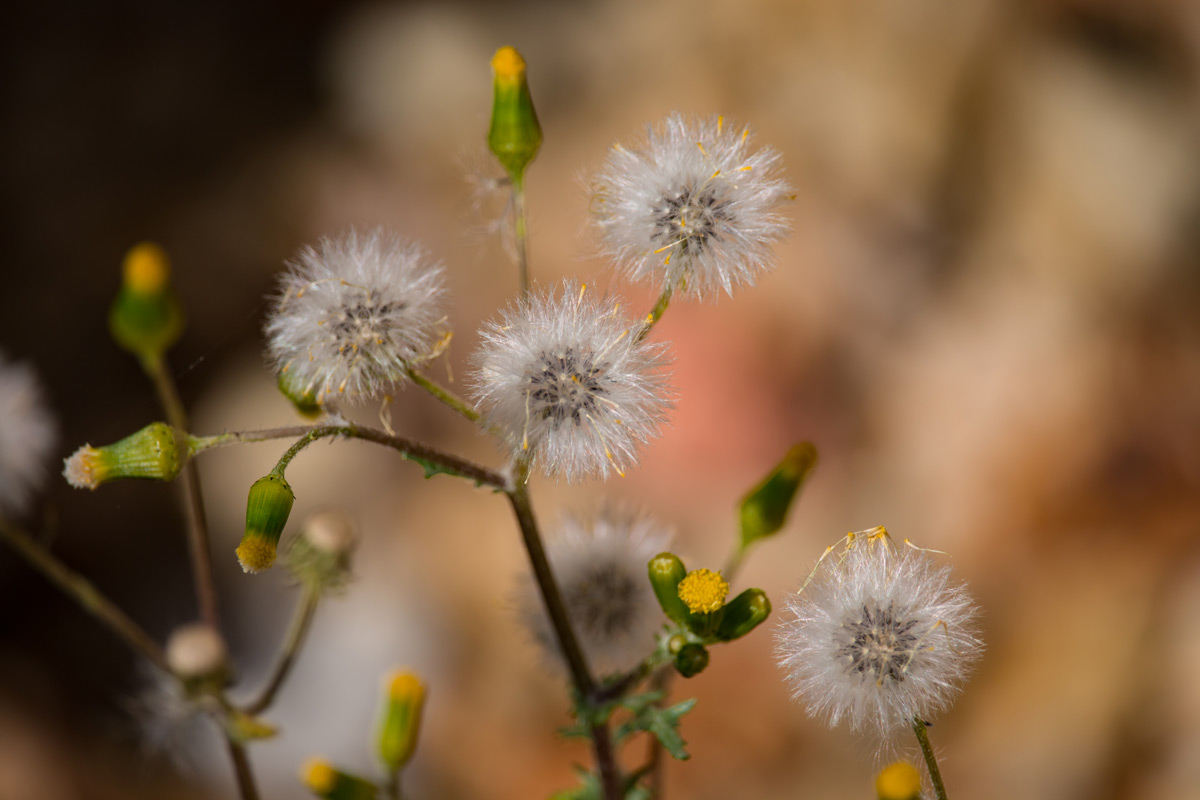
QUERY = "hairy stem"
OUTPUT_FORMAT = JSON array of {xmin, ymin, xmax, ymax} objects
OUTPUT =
[
  {"xmin": 243, "ymin": 586, "xmax": 320, "ymax": 715},
  {"xmin": 226, "ymin": 740, "xmax": 261, "ymax": 800},
  {"xmin": 0, "ymin": 521, "xmax": 170, "ymax": 673},
  {"xmin": 143, "ymin": 354, "xmax": 220, "ymax": 632},
  {"xmin": 637, "ymin": 283, "xmax": 674, "ymax": 343},
  {"xmin": 913, "ymin": 717, "xmax": 948, "ymax": 800}
]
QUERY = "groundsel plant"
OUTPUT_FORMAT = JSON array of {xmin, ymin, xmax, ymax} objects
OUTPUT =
[{"xmin": 0, "ymin": 45, "xmax": 987, "ymax": 800}]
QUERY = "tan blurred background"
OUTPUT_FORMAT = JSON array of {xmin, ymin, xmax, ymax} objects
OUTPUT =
[{"xmin": 3, "ymin": 0, "xmax": 1200, "ymax": 798}]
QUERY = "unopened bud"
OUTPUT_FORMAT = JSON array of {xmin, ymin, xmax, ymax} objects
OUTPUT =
[
  {"xmin": 673, "ymin": 642, "xmax": 709, "ymax": 678},
  {"xmin": 376, "ymin": 670, "xmax": 426, "ymax": 775},
  {"xmin": 300, "ymin": 758, "xmax": 378, "ymax": 800},
  {"xmin": 63, "ymin": 422, "xmax": 186, "ymax": 489},
  {"xmin": 278, "ymin": 370, "xmax": 323, "ymax": 419},
  {"xmin": 109, "ymin": 241, "xmax": 185, "ymax": 359},
  {"xmin": 738, "ymin": 442, "xmax": 817, "ymax": 551},
  {"xmin": 876, "ymin": 761, "xmax": 922, "ymax": 800},
  {"xmin": 487, "ymin": 46, "xmax": 542, "ymax": 181},
  {"xmin": 286, "ymin": 511, "xmax": 357, "ymax": 592},
  {"xmin": 166, "ymin": 622, "xmax": 228, "ymax": 683},
  {"xmin": 714, "ymin": 588, "xmax": 771, "ymax": 642},
  {"xmin": 236, "ymin": 474, "xmax": 295, "ymax": 573},
  {"xmin": 648, "ymin": 552, "xmax": 690, "ymax": 624}
]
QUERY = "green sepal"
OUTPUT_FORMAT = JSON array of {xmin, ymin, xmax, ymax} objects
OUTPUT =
[
  {"xmin": 91, "ymin": 422, "xmax": 186, "ymax": 484},
  {"xmin": 109, "ymin": 286, "xmax": 184, "ymax": 360},
  {"xmin": 237, "ymin": 473, "xmax": 295, "ymax": 573},
  {"xmin": 647, "ymin": 552, "xmax": 690, "ymax": 624},
  {"xmin": 278, "ymin": 371, "xmax": 323, "ymax": 418},
  {"xmin": 376, "ymin": 672, "xmax": 426, "ymax": 776},
  {"xmin": 672, "ymin": 643, "xmax": 709, "ymax": 678},
  {"xmin": 714, "ymin": 588, "xmax": 771, "ymax": 642},
  {"xmin": 737, "ymin": 442, "xmax": 817, "ymax": 552},
  {"xmin": 304, "ymin": 766, "xmax": 379, "ymax": 800},
  {"xmin": 223, "ymin": 709, "xmax": 278, "ymax": 743},
  {"xmin": 487, "ymin": 47, "xmax": 542, "ymax": 181}
]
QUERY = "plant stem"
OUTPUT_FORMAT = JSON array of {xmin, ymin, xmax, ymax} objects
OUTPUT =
[
  {"xmin": 912, "ymin": 717, "xmax": 948, "ymax": 800},
  {"xmin": 512, "ymin": 175, "xmax": 531, "ymax": 295},
  {"xmin": 406, "ymin": 368, "xmax": 482, "ymax": 424},
  {"xmin": 243, "ymin": 586, "xmax": 320, "ymax": 715},
  {"xmin": 645, "ymin": 667, "xmax": 673, "ymax": 798},
  {"xmin": 143, "ymin": 354, "xmax": 219, "ymax": 632},
  {"xmin": 637, "ymin": 283, "xmax": 674, "ymax": 343},
  {"xmin": 0, "ymin": 521, "xmax": 170, "ymax": 674},
  {"xmin": 591, "ymin": 720, "xmax": 622, "ymax": 800},
  {"xmin": 226, "ymin": 739, "xmax": 261, "ymax": 800}
]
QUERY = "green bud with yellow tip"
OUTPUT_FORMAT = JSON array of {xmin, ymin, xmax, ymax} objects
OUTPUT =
[
  {"xmin": 62, "ymin": 422, "xmax": 187, "ymax": 489},
  {"xmin": 673, "ymin": 642, "xmax": 709, "ymax": 678},
  {"xmin": 648, "ymin": 552, "xmax": 691, "ymax": 624},
  {"xmin": 376, "ymin": 669, "xmax": 426, "ymax": 776},
  {"xmin": 714, "ymin": 588, "xmax": 771, "ymax": 642},
  {"xmin": 487, "ymin": 46, "xmax": 542, "ymax": 182},
  {"xmin": 109, "ymin": 241, "xmax": 185, "ymax": 361},
  {"xmin": 237, "ymin": 473, "xmax": 295, "ymax": 573},
  {"xmin": 738, "ymin": 442, "xmax": 817, "ymax": 552},
  {"xmin": 876, "ymin": 761, "xmax": 922, "ymax": 800},
  {"xmin": 300, "ymin": 758, "xmax": 378, "ymax": 800}
]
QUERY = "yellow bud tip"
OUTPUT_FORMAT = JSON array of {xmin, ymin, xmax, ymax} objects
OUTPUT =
[
  {"xmin": 491, "ymin": 46, "xmax": 526, "ymax": 82},
  {"xmin": 876, "ymin": 761, "xmax": 922, "ymax": 800},
  {"xmin": 236, "ymin": 537, "xmax": 278, "ymax": 573},
  {"xmin": 300, "ymin": 758, "xmax": 337, "ymax": 794},
  {"xmin": 122, "ymin": 241, "xmax": 170, "ymax": 295},
  {"xmin": 677, "ymin": 568, "xmax": 730, "ymax": 614},
  {"xmin": 62, "ymin": 446, "xmax": 102, "ymax": 490},
  {"xmin": 388, "ymin": 670, "xmax": 425, "ymax": 703}
]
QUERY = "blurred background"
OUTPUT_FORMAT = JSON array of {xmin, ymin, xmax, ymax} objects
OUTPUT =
[{"xmin": 2, "ymin": 0, "xmax": 1200, "ymax": 797}]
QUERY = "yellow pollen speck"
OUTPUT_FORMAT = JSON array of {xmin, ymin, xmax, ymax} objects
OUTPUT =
[
  {"xmin": 122, "ymin": 242, "xmax": 170, "ymax": 295},
  {"xmin": 677, "ymin": 568, "xmax": 729, "ymax": 614},
  {"xmin": 236, "ymin": 537, "xmax": 277, "ymax": 573},
  {"xmin": 491, "ymin": 46, "xmax": 526, "ymax": 81},
  {"xmin": 301, "ymin": 758, "xmax": 337, "ymax": 793},
  {"xmin": 388, "ymin": 670, "xmax": 425, "ymax": 702},
  {"xmin": 875, "ymin": 761, "xmax": 922, "ymax": 800}
]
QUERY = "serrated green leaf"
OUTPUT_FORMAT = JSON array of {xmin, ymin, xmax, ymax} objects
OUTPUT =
[{"xmin": 614, "ymin": 698, "xmax": 696, "ymax": 761}]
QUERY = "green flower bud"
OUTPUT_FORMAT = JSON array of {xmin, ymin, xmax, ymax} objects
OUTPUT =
[
  {"xmin": 714, "ymin": 588, "xmax": 771, "ymax": 642},
  {"xmin": 286, "ymin": 511, "xmax": 357, "ymax": 593},
  {"xmin": 487, "ymin": 46, "xmax": 542, "ymax": 182},
  {"xmin": 62, "ymin": 422, "xmax": 186, "ymax": 489},
  {"xmin": 876, "ymin": 762, "xmax": 922, "ymax": 800},
  {"xmin": 278, "ymin": 370, "xmax": 323, "ymax": 418},
  {"xmin": 376, "ymin": 669, "xmax": 426, "ymax": 775},
  {"xmin": 237, "ymin": 474, "xmax": 295, "ymax": 573},
  {"xmin": 109, "ymin": 242, "xmax": 185, "ymax": 360},
  {"xmin": 673, "ymin": 642, "xmax": 709, "ymax": 678},
  {"xmin": 738, "ymin": 442, "xmax": 817, "ymax": 551},
  {"xmin": 300, "ymin": 758, "xmax": 378, "ymax": 800},
  {"xmin": 648, "ymin": 552, "xmax": 691, "ymax": 624}
]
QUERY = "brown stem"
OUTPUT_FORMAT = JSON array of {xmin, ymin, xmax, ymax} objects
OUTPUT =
[
  {"xmin": 243, "ymin": 587, "xmax": 320, "ymax": 715},
  {"xmin": 226, "ymin": 739, "xmax": 261, "ymax": 800}
]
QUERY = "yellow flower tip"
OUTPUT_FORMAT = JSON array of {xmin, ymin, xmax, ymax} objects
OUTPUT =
[
  {"xmin": 62, "ymin": 446, "xmax": 102, "ymax": 489},
  {"xmin": 876, "ymin": 761, "xmax": 922, "ymax": 800},
  {"xmin": 122, "ymin": 241, "xmax": 171, "ymax": 295},
  {"xmin": 491, "ymin": 46, "xmax": 526, "ymax": 82},
  {"xmin": 677, "ymin": 568, "xmax": 730, "ymax": 614},
  {"xmin": 300, "ymin": 757, "xmax": 337, "ymax": 794},
  {"xmin": 236, "ymin": 536, "xmax": 278, "ymax": 573},
  {"xmin": 387, "ymin": 670, "xmax": 425, "ymax": 703}
]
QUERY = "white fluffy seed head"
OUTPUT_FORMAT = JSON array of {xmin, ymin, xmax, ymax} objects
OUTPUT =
[
  {"xmin": 471, "ymin": 280, "xmax": 672, "ymax": 482},
  {"xmin": 515, "ymin": 507, "xmax": 672, "ymax": 676},
  {"xmin": 165, "ymin": 623, "xmax": 228, "ymax": 679},
  {"xmin": 590, "ymin": 113, "xmax": 791, "ymax": 299},
  {"xmin": 264, "ymin": 228, "xmax": 447, "ymax": 406},
  {"xmin": 0, "ymin": 351, "xmax": 56, "ymax": 517},
  {"xmin": 775, "ymin": 530, "xmax": 983, "ymax": 739}
]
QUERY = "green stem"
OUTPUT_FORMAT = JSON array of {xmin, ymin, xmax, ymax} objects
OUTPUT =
[
  {"xmin": 405, "ymin": 368, "xmax": 482, "ymax": 424},
  {"xmin": 637, "ymin": 283, "xmax": 675, "ymax": 343},
  {"xmin": 143, "ymin": 354, "xmax": 220, "ymax": 632},
  {"xmin": 226, "ymin": 739, "xmax": 261, "ymax": 800},
  {"xmin": 243, "ymin": 587, "xmax": 320, "ymax": 715},
  {"xmin": 721, "ymin": 545, "xmax": 746, "ymax": 582},
  {"xmin": 0, "ymin": 520, "xmax": 171, "ymax": 674},
  {"xmin": 913, "ymin": 717, "xmax": 948, "ymax": 800},
  {"xmin": 512, "ymin": 175, "xmax": 531, "ymax": 295}
]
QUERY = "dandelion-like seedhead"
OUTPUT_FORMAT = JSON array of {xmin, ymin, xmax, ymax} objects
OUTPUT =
[
  {"xmin": 775, "ymin": 529, "xmax": 982, "ymax": 739},
  {"xmin": 471, "ymin": 280, "xmax": 671, "ymax": 482},
  {"xmin": 0, "ymin": 351, "xmax": 56, "ymax": 517},
  {"xmin": 515, "ymin": 508, "xmax": 672, "ymax": 676},
  {"xmin": 265, "ymin": 228, "xmax": 447, "ymax": 406},
  {"xmin": 590, "ymin": 114, "xmax": 791, "ymax": 299}
]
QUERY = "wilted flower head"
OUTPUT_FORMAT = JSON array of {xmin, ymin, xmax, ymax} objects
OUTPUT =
[
  {"xmin": 471, "ymin": 280, "xmax": 671, "ymax": 481},
  {"xmin": 515, "ymin": 507, "xmax": 672, "ymax": 676},
  {"xmin": 590, "ymin": 114, "xmax": 791, "ymax": 299},
  {"xmin": 0, "ymin": 351, "xmax": 56, "ymax": 517},
  {"xmin": 775, "ymin": 528, "xmax": 982, "ymax": 738},
  {"xmin": 265, "ymin": 228, "xmax": 447, "ymax": 406}
]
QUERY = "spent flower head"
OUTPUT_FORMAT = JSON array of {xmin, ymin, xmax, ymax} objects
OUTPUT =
[
  {"xmin": 590, "ymin": 113, "xmax": 791, "ymax": 299},
  {"xmin": 515, "ymin": 507, "xmax": 672, "ymax": 676},
  {"xmin": 0, "ymin": 351, "xmax": 56, "ymax": 517},
  {"xmin": 265, "ymin": 228, "xmax": 447, "ymax": 407},
  {"xmin": 471, "ymin": 280, "xmax": 671, "ymax": 482},
  {"xmin": 775, "ymin": 527, "xmax": 983, "ymax": 739}
]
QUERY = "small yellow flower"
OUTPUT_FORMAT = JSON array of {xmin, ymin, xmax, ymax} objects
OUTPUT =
[
  {"xmin": 875, "ymin": 761, "xmax": 922, "ymax": 800},
  {"xmin": 300, "ymin": 758, "xmax": 337, "ymax": 794},
  {"xmin": 122, "ymin": 242, "xmax": 171, "ymax": 295},
  {"xmin": 677, "ymin": 568, "xmax": 729, "ymax": 614}
]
